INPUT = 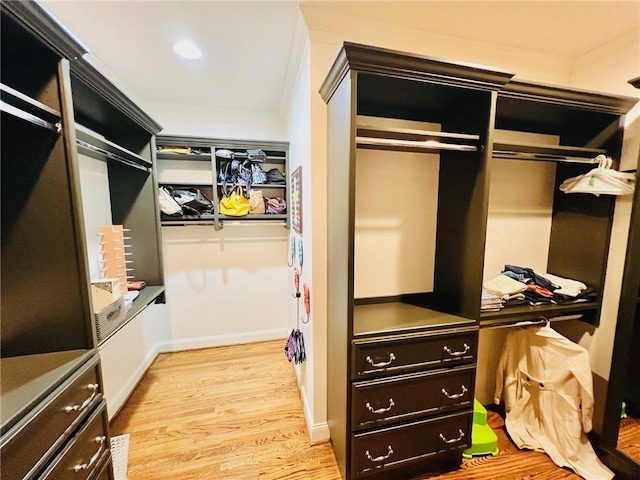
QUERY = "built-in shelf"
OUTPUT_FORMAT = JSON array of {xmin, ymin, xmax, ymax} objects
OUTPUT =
[
  {"xmin": 0, "ymin": 350, "xmax": 94, "ymax": 435},
  {"xmin": 493, "ymin": 140, "xmax": 607, "ymax": 163},
  {"xmin": 157, "ymin": 151, "xmax": 212, "ymax": 162},
  {"xmin": 76, "ymin": 126, "xmax": 151, "ymax": 171},
  {"xmin": 1, "ymin": 83, "xmax": 60, "ymax": 117},
  {"xmin": 353, "ymin": 302, "xmax": 475, "ymax": 338},
  {"xmin": 356, "ymin": 125, "xmax": 480, "ymax": 154},
  {"xmin": 97, "ymin": 286, "xmax": 165, "ymax": 346},
  {"xmin": 1, "ymin": 83, "xmax": 61, "ymax": 133},
  {"xmin": 479, "ymin": 301, "xmax": 600, "ymax": 326}
]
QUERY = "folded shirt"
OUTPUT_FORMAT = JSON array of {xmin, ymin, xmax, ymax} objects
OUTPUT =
[
  {"xmin": 483, "ymin": 274, "xmax": 527, "ymax": 298},
  {"xmin": 542, "ymin": 272, "xmax": 587, "ymax": 297}
]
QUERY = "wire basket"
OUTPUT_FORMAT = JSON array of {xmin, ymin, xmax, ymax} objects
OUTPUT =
[{"xmin": 110, "ymin": 434, "xmax": 130, "ymax": 480}]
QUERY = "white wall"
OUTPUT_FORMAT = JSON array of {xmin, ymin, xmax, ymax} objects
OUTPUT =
[
  {"xmin": 283, "ymin": 23, "xmax": 329, "ymax": 443},
  {"xmin": 146, "ymin": 102, "xmax": 286, "ymax": 141},
  {"xmin": 159, "ymin": 225, "xmax": 289, "ymax": 351}
]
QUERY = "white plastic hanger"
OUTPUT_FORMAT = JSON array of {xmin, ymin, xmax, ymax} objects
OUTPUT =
[{"xmin": 559, "ymin": 155, "xmax": 635, "ymax": 196}]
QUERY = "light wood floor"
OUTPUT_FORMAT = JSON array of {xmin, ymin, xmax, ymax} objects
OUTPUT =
[{"xmin": 110, "ymin": 340, "xmax": 639, "ymax": 480}]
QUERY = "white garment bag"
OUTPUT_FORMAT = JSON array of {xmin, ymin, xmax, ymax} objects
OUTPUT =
[{"xmin": 560, "ymin": 155, "xmax": 635, "ymax": 196}]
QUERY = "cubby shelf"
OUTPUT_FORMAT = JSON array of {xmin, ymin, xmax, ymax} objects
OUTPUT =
[{"xmin": 156, "ymin": 135, "xmax": 290, "ymax": 230}]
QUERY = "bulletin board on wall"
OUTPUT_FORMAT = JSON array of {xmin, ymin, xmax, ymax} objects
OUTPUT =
[{"xmin": 291, "ymin": 166, "xmax": 302, "ymax": 234}]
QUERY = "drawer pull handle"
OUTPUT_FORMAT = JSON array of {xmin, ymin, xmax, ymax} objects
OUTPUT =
[
  {"xmin": 443, "ymin": 343, "xmax": 470, "ymax": 357},
  {"xmin": 365, "ymin": 445, "xmax": 393, "ymax": 463},
  {"xmin": 365, "ymin": 398, "xmax": 395, "ymax": 414},
  {"xmin": 73, "ymin": 435, "xmax": 106, "ymax": 472},
  {"xmin": 439, "ymin": 429, "xmax": 465, "ymax": 444},
  {"xmin": 365, "ymin": 353, "xmax": 396, "ymax": 368},
  {"xmin": 64, "ymin": 383, "xmax": 99, "ymax": 414},
  {"xmin": 441, "ymin": 385, "xmax": 468, "ymax": 400}
]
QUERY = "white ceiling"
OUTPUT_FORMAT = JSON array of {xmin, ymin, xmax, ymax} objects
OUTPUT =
[{"xmin": 39, "ymin": 1, "xmax": 640, "ymax": 117}]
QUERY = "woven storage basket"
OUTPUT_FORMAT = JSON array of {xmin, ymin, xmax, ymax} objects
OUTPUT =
[{"xmin": 95, "ymin": 295, "xmax": 126, "ymax": 343}]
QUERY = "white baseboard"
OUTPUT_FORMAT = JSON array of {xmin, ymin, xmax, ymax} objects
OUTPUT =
[
  {"xmin": 298, "ymin": 372, "xmax": 331, "ymax": 445},
  {"xmin": 156, "ymin": 328, "xmax": 289, "ymax": 353}
]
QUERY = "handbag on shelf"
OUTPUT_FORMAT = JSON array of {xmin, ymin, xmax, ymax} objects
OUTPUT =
[
  {"xmin": 219, "ymin": 187, "xmax": 250, "ymax": 217},
  {"xmin": 249, "ymin": 190, "xmax": 265, "ymax": 214},
  {"xmin": 251, "ymin": 163, "xmax": 267, "ymax": 185},
  {"xmin": 158, "ymin": 186, "xmax": 183, "ymax": 216},
  {"xmin": 264, "ymin": 196, "xmax": 286, "ymax": 214},
  {"xmin": 246, "ymin": 149, "xmax": 267, "ymax": 162},
  {"xmin": 266, "ymin": 168, "xmax": 286, "ymax": 185},
  {"xmin": 172, "ymin": 187, "xmax": 214, "ymax": 214}
]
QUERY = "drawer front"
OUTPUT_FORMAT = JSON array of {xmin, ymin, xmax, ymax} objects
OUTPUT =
[
  {"xmin": 352, "ymin": 365, "xmax": 475, "ymax": 430},
  {"xmin": 40, "ymin": 400, "xmax": 111, "ymax": 480},
  {"xmin": 1, "ymin": 358, "xmax": 102, "ymax": 480},
  {"xmin": 353, "ymin": 331, "xmax": 477, "ymax": 379},
  {"xmin": 351, "ymin": 411, "xmax": 472, "ymax": 478}
]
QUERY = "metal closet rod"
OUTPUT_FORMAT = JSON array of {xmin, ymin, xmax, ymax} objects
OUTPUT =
[{"xmin": 480, "ymin": 315, "xmax": 586, "ymax": 330}]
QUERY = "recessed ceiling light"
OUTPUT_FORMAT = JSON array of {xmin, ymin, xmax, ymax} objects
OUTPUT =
[{"xmin": 173, "ymin": 40, "xmax": 202, "ymax": 60}]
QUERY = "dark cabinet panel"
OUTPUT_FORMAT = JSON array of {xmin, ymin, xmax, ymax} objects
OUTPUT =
[
  {"xmin": 351, "ymin": 411, "xmax": 473, "ymax": 478},
  {"xmin": 353, "ymin": 330, "xmax": 477, "ymax": 379},
  {"xmin": 352, "ymin": 365, "xmax": 475, "ymax": 430}
]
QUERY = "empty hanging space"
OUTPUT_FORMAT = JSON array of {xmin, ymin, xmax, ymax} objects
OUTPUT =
[
  {"xmin": 71, "ymin": 72, "xmax": 166, "ymax": 339},
  {"xmin": 353, "ymin": 72, "xmax": 494, "ymax": 331},
  {"xmin": 481, "ymin": 80, "xmax": 638, "ymax": 327}
]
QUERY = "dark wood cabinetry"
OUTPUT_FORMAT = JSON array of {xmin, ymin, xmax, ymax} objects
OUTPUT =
[
  {"xmin": 599, "ymin": 77, "xmax": 640, "ymax": 479},
  {"xmin": 1, "ymin": 2, "xmax": 164, "ymax": 478},
  {"xmin": 320, "ymin": 42, "xmax": 637, "ymax": 479},
  {"xmin": 156, "ymin": 135, "xmax": 289, "ymax": 229}
]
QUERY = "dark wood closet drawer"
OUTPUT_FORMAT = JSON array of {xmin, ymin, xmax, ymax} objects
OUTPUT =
[
  {"xmin": 351, "ymin": 411, "xmax": 472, "ymax": 478},
  {"xmin": 39, "ymin": 400, "xmax": 111, "ymax": 480},
  {"xmin": 0, "ymin": 357, "xmax": 103, "ymax": 480},
  {"xmin": 352, "ymin": 365, "xmax": 475, "ymax": 430},
  {"xmin": 353, "ymin": 330, "xmax": 477, "ymax": 379}
]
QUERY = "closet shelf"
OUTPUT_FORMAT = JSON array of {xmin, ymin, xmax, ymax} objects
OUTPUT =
[
  {"xmin": 161, "ymin": 213, "xmax": 216, "ymax": 225},
  {"xmin": 159, "ymin": 180, "xmax": 213, "ymax": 187},
  {"xmin": 156, "ymin": 151, "xmax": 212, "ymax": 162},
  {"xmin": 479, "ymin": 300, "xmax": 600, "ymax": 326},
  {"xmin": 215, "ymin": 151, "xmax": 287, "ymax": 164},
  {"xmin": 353, "ymin": 302, "xmax": 476, "ymax": 338},
  {"xmin": 1, "ymin": 83, "xmax": 61, "ymax": 133},
  {"xmin": 76, "ymin": 127, "xmax": 151, "ymax": 171},
  {"xmin": 0, "ymin": 349, "xmax": 94, "ymax": 436},
  {"xmin": 97, "ymin": 286, "xmax": 165, "ymax": 347},
  {"xmin": 161, "ymin": 214, "xmax": 288, "ymax": 227},
  {"xmin": 493, "ymin": 140, "xmax": 607, "ymax": 163},
  {"xmin": 216, "ymin": 182, "xmax": 286, "ymax": 189},
  {"xmin": 356, "ymin": 125, "xmax": 480, "ymax": 154}
]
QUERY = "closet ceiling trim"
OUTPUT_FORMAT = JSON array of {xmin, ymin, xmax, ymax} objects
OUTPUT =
[
  {"xmin": 70, "ymin": 66, "xmax": 162, "ymax": 135},
  {"xmin": 319, "ymin": 41, "xmax": 515, "ymax": 102},
  {"xmin": 500, "ymin": 80, "xmax": 638, "ymax": 114},
  {"xmin": 157, "ymin": 135, "xmax": 289, "ymax": 152},
  {"xmin": 1, "ymin": 1, "xmax": 88, "ymax": 61}
]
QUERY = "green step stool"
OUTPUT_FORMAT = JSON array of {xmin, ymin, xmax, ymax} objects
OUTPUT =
[{"xmin": 462, "ymin": 399, "xmax": 499, "ymax": 458}]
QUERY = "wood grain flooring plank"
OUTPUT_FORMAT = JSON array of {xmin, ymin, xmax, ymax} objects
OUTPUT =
[{"xmin": 110, "ymin": 340, "xmax": 639, "ymax": 479}]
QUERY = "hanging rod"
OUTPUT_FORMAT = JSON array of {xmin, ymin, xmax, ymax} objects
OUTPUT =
[
  {"xmin": 493, "ymin": 150, "xmax": 601, "ymax": 164},
  {"xmin": 356, "ymin": 137, "xmax": 478, "ymax": 152},
  {"xmin": 480, "ymin": 313, "xmax": 583, "ymax": 330},
  {"xmin": 76, "ymin": 140, "xmax": 151, "ymax": 173},
  {"xmin": 1, "ymin": 100, "xmax": 61, "ymax": 133}
]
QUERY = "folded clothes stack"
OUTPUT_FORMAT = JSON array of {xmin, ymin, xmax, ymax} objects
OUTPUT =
[
  {"xmin": 481, "ymin": 290, "xmax": 504, "ymax": 312},
  {"xmin": 482, "ymin": 264, "xmax": 594, "ymax": 308}
]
